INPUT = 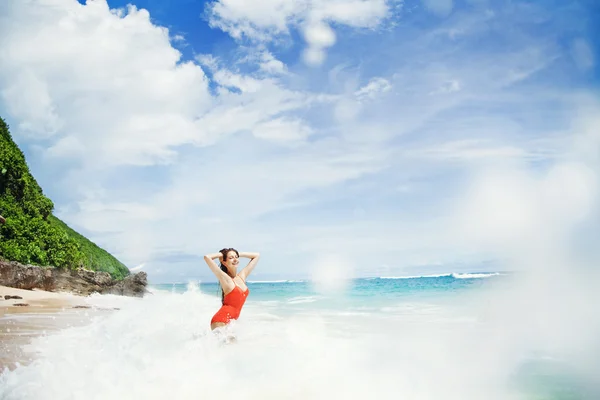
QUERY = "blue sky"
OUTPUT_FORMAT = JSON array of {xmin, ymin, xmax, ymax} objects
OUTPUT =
[{"xmin": 0, "ymin": 0, "xmax": 598, "ymax": 283}]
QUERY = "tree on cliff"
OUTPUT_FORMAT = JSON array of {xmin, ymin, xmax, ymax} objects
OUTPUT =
[{"xmin": 0, "ymin": 117, "xmax": 130, "ymax": 280}]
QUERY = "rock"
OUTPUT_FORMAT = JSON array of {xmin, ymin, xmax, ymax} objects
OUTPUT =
[
  {"xmin": 0, "ymin": 259, "xmax": 148, "ymax": 298},
  {"xmin": 4, "ymin": 295, "xmax": 23, "ymax": 300},
  {"xmin": 103, "ymin": 271, "xmax": 148, "ymax": 297},
  {"xmin": 52, "ymin": 269, "xmax": 103, "ymax": 296},
  {"xmin": 13, "ymin": 303, "xmax": 29, "ymax": 306},
  {"xmin": 75, "ymin": 268, "xmax": 112, "ymax": 286},
  {"xmin": 0, "ymin": 261, "xmax": 54, "ymax": 291}
]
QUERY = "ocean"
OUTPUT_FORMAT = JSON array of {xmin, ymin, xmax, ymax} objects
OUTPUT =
[{"xmin": 0, "ymin": 272, "xmax": 597, "ymax": 400}]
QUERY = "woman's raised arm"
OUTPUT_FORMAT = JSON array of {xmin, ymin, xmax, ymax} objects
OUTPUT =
[{"xmin": 238, "ymin": 252, "xmax": 260, "ymax": 281}]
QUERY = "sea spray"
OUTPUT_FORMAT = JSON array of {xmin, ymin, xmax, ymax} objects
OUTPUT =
[
  {"xmin": 309, "ymin": 253, "xmax": 354, "ymax": 295},
  {"xmin": 2, "ymin": 274, "xmax": 591, "ymax": 400},
  {"xmin": 444, "ymin": 99, "xmax": 600, "ymax": 398}
]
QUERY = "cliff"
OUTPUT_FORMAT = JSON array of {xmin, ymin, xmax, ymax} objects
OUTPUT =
[{"xmin": 0, "ymin": 116, "xmax": 145, "ymax": 296}]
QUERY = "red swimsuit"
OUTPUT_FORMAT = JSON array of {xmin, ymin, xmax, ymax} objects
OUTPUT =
[{"xmin": 211, "ymin": 285, "xmax": 250, "ymax": 325}]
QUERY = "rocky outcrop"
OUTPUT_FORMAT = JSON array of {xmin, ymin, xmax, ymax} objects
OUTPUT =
[
  {"xmin": 101, "ymin": 271, "xmax": 147, "ymax": 297},
  {"xmin": 0, "ymin": 261, "xmax": 55, "ymax": 291},
  {"xmin": 0, "ymin": 260, "xmax": 148, "ymax": 297}
]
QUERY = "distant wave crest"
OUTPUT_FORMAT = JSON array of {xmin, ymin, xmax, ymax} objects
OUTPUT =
[
  {"xmin": 451, "ymin": 272, "xmax": 500, "ymax": 279},
  {"xmin": 375, "ymin": 272, "xmax": 501, "ymax": 280}
]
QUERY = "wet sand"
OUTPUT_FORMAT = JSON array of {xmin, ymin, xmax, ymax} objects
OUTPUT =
[{"xmin": 0, "ymin": 286, "xmax": 116, "ymax": 371}]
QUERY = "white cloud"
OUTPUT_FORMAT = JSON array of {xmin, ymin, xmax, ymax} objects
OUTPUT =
[
  {"xmin": 355, "ymin": 77, "xmax": 392, "ymax": 100},
  {"xmin": 212, "ymin": 69, "xmax": 264, "ymax": 93},
  {"xmin": 207, "ymin": 0, "xmax": 392, "ymax": 39},
  {"xmin": 1, "ymin": 69, "xmax": 62, "ymax": 137},
  {"xmin": 331, "ymin": 76, "xmax": 392, "ymax": 123},
  {"xmin": 186, "ymin": 74, "xmax": 327, "ymax": 145},
  {"xmin": 0, "ymin": 0, "xmax": 213, "ymax": 167},
  {"xmin": 258, "ymin": 51, "xmax": 287, "ymax": 75},
  {"xmin": 207, "ymin": 0, "xmax": 302, "ymax": 40},
  {"xmin": 303, "ymin": 19, "xmax": 337, "ymax": 47},
  {"xmin": 206, "ymin": 48, "xmax": 288, "ymax": 76},
  {"xmin": 252, "ymin": 117, "xmax": 314, "ymax": 143},
  {"xmin": 207, "ymin": 0, "xmax": 397, "ymax": 65},
  {"xmin": 302, "ymin": 20, "xmax": 337, "ymax": 66}
]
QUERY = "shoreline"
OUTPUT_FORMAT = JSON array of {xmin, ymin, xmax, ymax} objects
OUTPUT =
[{"xmin": 0, "ymin": 285, "xmax": 118, "ymax": 372}]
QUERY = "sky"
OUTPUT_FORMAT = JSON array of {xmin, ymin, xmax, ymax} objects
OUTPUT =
[{"xmin": 0, "ymin": 0, "xmax": 598, "ymax": 283}]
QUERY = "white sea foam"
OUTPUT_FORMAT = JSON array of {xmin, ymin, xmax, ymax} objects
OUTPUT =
[
  {"xmin": 377, "ymin": 272, "xmax": 501, "ymax": 280},
  {"xmin": 378, "ymin": 273, "xmax": 449, "ymax": 279},
  {"xmin": 451, "ymin": 272, "xmax": 500, "ymax": 279},
  {"xmin": 286, "ymin": 296, "xmax": 319, "ymax": 304},
  {"xmin": 247, "ymin": 280, "xmax": 305, "ymax": 283}
]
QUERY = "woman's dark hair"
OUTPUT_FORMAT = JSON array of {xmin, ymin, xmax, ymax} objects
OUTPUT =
[{"xmin": 219, "ymin": 247, "xmax": 239, "ymax": 304}]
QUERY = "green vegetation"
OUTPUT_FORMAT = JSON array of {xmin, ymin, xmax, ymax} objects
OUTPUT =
[{"xmin": 0, "ymin": 117, "xmax": 129, "ymax": 280}]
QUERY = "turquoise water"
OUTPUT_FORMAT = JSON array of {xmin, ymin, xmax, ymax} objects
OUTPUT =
[{"xmin": 151, "ymin": 272, "xmax": 498, "ymax": 312}]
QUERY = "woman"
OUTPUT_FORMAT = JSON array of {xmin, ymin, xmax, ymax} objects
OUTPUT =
[{"xmin": 204, "ymin": 248, "xmax": 260, "ymax": 330}]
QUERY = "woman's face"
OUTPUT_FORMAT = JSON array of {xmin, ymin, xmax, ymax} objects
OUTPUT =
[{"xmin": 223, "ymin": 250, "xmax": 239, "ymax": 272}]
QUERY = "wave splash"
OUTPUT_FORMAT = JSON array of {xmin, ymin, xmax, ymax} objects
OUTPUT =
[{"xmin": 0, "ymin": 273, "xmax": 596, "ymax": 400}]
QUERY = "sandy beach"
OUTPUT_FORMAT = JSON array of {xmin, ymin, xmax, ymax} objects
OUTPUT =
[
  {"xmin": 0, "ymin": 286, "xmax": 114, "ymax": 371},
  {"xmin": 0, "ymin": 285, "xmax": 82, "ymax": 309}
]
